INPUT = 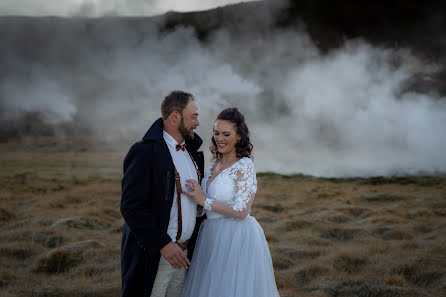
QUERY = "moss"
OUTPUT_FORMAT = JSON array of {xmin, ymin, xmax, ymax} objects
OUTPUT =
[
  {"xmin": 333, "ymin": 254, "xmax": 368, "ymax": 274},
  {"xmin": 318, "ymin": 228, "xmax": 364, "ymax": 241},
  {"xmin": 0, "ymin": 208, "xmax": 15, "ymax": 221},
  {"xmin": 273, "ymin": 256, "xmax": 294, "ymax": 270},
  {"xmin": 393, "ymin": 264, "xmax": 444, "ymax": 287},
  {"xmin": 295, "ymin": 266, "xmax": 330, "ymax": 285},
  {"xmin": 281, "ymin": 219, "xmax": 313, "ymax": 231},
  {"xmin": 33, "ymin": 249, "xmax": 83, "ymax": 274}
]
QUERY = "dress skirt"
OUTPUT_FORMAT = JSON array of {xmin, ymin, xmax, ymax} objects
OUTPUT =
[{"xmin": 181, "ymin": 216, "xmax": 280, "ymax": 297}]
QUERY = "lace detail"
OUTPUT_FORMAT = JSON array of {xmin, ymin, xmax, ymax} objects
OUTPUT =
[
  {"xmin": 227, "ymin": 158, "xmax": 257, "ymax": 212},
  {"xmin": 201, "ymin": 157, "xmax": 257, "ymax": 220},
  {"xmin": 203, "ymin": 198, "xmax": 214, "ymax": 211}
]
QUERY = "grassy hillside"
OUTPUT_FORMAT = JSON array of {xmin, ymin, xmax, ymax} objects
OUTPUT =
[{"xmin": 0, "ymin": 142, "xmax": 445, "ymax": 297}]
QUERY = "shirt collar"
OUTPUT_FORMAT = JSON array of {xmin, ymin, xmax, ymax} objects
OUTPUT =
[{"xmin": 163, "ymin": 130, "xmax": 185, "ymax": 149}]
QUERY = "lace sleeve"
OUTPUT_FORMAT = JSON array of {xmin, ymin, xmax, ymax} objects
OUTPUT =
[{"xmin": 203, "ymin": 158, "xmax": 257, "ymax": 220}]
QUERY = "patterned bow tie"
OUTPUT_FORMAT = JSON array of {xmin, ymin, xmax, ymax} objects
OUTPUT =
[{"xmin": 176, "ymin": 143, "xmax": 187, "ymax": 151}]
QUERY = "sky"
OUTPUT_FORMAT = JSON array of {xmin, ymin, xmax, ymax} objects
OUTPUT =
[{"xmin": 0, "ymin": 0, "xmax": 258, "ymax": 17}]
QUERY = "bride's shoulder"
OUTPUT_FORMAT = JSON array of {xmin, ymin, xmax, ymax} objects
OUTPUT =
[
  {"xmin": 233, "ymin": 157, "xmax": 255, "ymax": 173},
  {"xmin": 239, "ymin": 157, "xmax": 254, "ymax": 166}
]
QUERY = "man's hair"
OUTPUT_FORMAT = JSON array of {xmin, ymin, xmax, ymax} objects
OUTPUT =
[{"xmin": 161, "ymin": 90, "xmax": 194, "ymax": 120}]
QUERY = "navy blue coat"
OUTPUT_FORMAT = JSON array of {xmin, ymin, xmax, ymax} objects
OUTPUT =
[{"xmin": 120, "ymin": 118, "xmax": 205, "ymax": 297}]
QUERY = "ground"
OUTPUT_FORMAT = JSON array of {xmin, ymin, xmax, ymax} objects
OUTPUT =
[{"xmin": 0, "ymin": 141, "xmax": 445, "ymax": 297}]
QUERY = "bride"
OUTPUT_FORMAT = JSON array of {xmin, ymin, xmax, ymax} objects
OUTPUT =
[{"xmin": 181, "ymin": 107, "xmax": 280, "ymax": 297}]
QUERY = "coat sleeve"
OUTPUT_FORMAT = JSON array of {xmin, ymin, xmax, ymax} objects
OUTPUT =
[{"xmin": 120, "ymin": 143, "xmax": 172, "ymax": 252}]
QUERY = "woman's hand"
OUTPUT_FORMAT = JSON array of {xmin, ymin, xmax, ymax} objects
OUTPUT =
[{"xmin": 183, "ymin": 179, "xmax": 206, "ymax": 206}]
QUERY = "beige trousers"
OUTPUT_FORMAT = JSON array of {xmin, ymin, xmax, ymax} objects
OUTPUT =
[{"xmin": 150, "ymin": 249, "xmax": 188, "ymax": 297}]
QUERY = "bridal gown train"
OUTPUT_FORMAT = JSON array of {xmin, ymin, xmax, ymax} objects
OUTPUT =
[{"xmin": 181, "ymin": 157, "xmax": 280, "ymax": 297}]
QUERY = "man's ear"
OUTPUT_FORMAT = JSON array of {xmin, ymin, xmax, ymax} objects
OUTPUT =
[{"xmin": 169, "ymin": 111, "xmax": 180, "ymax": 122}]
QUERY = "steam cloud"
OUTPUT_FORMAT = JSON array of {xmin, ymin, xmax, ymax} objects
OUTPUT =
[{"xmin": 0, "ymin": 6, "xmax": 445, "ymax": 176}]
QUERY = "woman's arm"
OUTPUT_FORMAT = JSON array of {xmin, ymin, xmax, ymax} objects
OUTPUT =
[{"xmin": 184, "ymin": 159, "xmax": 257, "ymax": 220}]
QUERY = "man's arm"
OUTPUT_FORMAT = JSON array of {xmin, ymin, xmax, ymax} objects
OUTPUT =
[{"xmin": 120, "ymin": 143, "xmax": 172, "ymax": 253}]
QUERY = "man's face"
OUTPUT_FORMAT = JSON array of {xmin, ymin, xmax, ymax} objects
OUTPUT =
[{"xmin": 178, "ymin": 100, "xmax": 199, "ymax": 140}]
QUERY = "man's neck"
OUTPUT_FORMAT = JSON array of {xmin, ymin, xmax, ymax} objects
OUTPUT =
[{"xmin": 163, "ymin": 127, "xmax": 184, "ymax": 144}]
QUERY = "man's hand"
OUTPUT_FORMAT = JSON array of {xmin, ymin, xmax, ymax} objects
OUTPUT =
[{"xmin": 160, "ymin": 242, "xmax": 190, "ymax": 269}]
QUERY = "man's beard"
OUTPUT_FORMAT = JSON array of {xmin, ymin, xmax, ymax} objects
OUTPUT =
[{"xmin": 179, "ymin": 116, "xmax": 194, "ymax": 141}]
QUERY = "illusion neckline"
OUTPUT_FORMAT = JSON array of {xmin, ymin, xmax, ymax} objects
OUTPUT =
[{"xmin": 205, "ymin": 157, "xmax": 247, "ymax": 192}]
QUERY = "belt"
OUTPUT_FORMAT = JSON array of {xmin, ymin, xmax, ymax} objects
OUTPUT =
[{"xmin": 176, "ymin": 240, "xmax": 188, "ymax": 251}]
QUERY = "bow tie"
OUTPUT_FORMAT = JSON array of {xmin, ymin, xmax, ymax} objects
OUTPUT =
[{"xmin": 176, "ymin": 143, "xmax": 187, "ymax": 151}]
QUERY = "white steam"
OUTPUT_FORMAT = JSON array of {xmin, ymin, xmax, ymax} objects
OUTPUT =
[
  {"xmin": 0, "ymin": 16, "xmax": 445, "ymax": 176},
  {"xmin": 0, "ymin": 64, "xmax": 76, "ymax": 123},
  {"xmin": 252, "ymin": 42, "xmax": 446, "ymax": 175}
]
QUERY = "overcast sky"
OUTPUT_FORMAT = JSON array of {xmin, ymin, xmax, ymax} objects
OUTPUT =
[{"xmin": 0, "ymin": 0, "xmax": 257, "ymax": 17}]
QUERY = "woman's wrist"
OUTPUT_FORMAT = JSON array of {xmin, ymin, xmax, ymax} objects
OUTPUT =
[{"xmin": 203, "ymin": 198, "xmax": 214, "ymax": 211}]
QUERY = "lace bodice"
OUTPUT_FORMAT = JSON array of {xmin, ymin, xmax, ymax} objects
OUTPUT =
[{"xmin": 201, "ymin": 157, "xmax": 257, "ymax": 220}]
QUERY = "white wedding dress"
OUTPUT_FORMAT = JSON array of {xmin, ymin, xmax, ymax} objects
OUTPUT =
[{"xmin": 181, "ymin": 157, "xmax": 280, "ymax": 297}]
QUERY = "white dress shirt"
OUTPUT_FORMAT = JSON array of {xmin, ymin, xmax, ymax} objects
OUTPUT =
[{"xmin": 163, "ymin": 131, "xmax": 199, "ymax": 243}]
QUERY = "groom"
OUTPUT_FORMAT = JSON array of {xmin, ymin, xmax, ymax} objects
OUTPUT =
[{"xmin": 120, "ymin": 90, "xmax": 205, "ymax": 297}]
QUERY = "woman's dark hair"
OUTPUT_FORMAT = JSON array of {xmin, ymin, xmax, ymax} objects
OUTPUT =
[{"xmin": 210, "ymin": 107, "xmax": 253, "ymax": 160}]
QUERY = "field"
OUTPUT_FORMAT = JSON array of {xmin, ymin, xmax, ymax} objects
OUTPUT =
[{"xmin": 0, "ymin": 141, "xmax": 445, "ymax": 297}]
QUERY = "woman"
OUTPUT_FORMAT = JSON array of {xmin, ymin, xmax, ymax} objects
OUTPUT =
[{"xmin": 181, "ymin": 107, "xmax": 280, "ymax": 297}]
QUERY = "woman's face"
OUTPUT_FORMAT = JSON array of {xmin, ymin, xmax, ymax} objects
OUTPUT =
[{"xmin": 213, "ymin": 120, "xmax": 241, "ymax": 156}]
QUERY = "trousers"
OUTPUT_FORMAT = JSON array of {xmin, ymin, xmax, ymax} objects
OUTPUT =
[{"xmin": 150, "ymin": 249, "xmax": 188, "ymax": 297}]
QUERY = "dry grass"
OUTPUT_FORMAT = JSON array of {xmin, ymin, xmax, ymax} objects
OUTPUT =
[{"xmin": 0, "ymin": 141, "xmax": 445, "ymax": 297}]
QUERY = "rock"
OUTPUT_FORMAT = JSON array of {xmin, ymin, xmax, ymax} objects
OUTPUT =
[{"xmin": 51, "ymin": 217, "xmax": 103, "ymax": 230}]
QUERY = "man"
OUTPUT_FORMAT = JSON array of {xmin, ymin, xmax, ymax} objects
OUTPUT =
[{"xmin": 120, "ymin": 90, "xmax": 205, "ymax": 297}]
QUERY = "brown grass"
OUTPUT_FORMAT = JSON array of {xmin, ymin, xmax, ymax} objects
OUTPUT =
[{"xmin": 0, "ymin": 142, "xmax": 445, "ymax": 297}]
